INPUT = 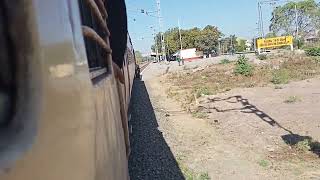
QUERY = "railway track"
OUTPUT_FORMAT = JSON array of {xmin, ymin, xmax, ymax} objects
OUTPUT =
[{"xmin": 140, "ymin": 62, "xmax": 150, "ymax": 72}]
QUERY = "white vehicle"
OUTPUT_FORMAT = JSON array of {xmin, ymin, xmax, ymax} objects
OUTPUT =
[{"xmin": 173, "ymin": 48, "xmax": 203, "ymax": 61}]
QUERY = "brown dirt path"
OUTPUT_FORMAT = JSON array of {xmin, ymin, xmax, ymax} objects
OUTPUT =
[{"xmin": 147, "ymin": 75, "xmax": 320, "ymax": 180}]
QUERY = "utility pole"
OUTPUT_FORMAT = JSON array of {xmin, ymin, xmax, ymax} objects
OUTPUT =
[
  {"xmin": 218, "ymin": 40, "xmax": 221, "ymax": 55},
  {"xmin": 258, "ymin": 2, "xmax": 262, "ymax": 38},
  {"xmin": 254, "ymin": 36, "xmax": 257, "ymax": 51},
  {"xmin": 258, "ymin": 2, "xmax": 265, "ymax": 38},
  {"xmin": 178, "ymin": 19, "xmax": 183, "ymax": 50},
  {"xmin": 151, "ymin": 26, "xmax": 159, "ymax": 62},
  {"xmin": 258, "ymin": 0, "xmax": 299, "ymax": 38},
  {"xmin": 166, "ymin": 37, "xmax": 170, "ymax": 56},
  {"xmin": 156, "ymin": 0, "xmax": 167, "ymax": 61},
  {"xmin": 230, "ymin": 35, "xmax": 234, "ymax": 55},
  {"xmin": 295, "ymin": 3, "xmax": 299, "ymax": 38},
  {"xmin": 155, "ymin": 35, "xmax": 159, "ymax": 62}
]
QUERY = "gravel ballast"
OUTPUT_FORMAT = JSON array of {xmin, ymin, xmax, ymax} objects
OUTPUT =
[{"xmin": 128, "ymin": 80, "xmax": 184, "ymax": 180}]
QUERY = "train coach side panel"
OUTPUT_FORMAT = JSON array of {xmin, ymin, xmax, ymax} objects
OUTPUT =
[{"xmin": 93, "ymin": 78, "xmax": 128, "ymax": 180}]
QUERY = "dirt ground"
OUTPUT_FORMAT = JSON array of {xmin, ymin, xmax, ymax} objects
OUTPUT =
[{"xmin": 145, "ymin": 69, "xmax": 320, "ymax": 179}]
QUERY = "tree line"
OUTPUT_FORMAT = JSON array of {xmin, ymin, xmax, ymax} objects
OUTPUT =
[
  {"xmin": 152, "ymin": 25, "xmax": 222, "ymax": 56},
  {"xmin": 151, "ymin": 0, "xmax": 320, "ymax": 56},
  {"xmin": 152, "ymin": 26, "xmax": 250, "ymax": 56},
  {"xmin": 269, "ymin": 0, "xmax": 320, "ymax": 40}
]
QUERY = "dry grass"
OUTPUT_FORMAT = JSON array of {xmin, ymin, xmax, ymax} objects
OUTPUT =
[
  {"xmin": 165, "ymin": 54, "xmax": 320, "ymax": 110},
  {"xmin": 177, "ymin": 156, "xmax": 211, "ymax": 180},
  {"xmin": 192, "ymin": 111, "xmax": 209, "ymax": 119},
  {"xmin": 284, "ymin": 96, "xmax": 302, "ymax": 104}
]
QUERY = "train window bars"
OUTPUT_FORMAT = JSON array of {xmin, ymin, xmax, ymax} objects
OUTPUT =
[{"xmin": 78, "ymin": 0, "xmax": 111, "ymax": 82}]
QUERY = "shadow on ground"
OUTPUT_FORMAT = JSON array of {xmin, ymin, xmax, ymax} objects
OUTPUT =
[
  {"xmin": 128, "ymin": 80, "xmax": 185, "ymax": 180},
  {"xmin": 205, "ymin": 95, "xmax": 320, "ymax": 157}
]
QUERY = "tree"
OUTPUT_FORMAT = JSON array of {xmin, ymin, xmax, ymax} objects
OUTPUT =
[
  {"xmin": 265, "ymin": 32, "xmax": 277, "ymax": 38},
  {"xmin": 152, "ymin": 25, "xmax": 222, "ymax": 55},
  {"xmin": 235, "ymin": 39, "xmax": 246, "ymax": 52},
  {"xmin": 182, "ymin": 27, "xmax": 201, "ymax": 50},
  {"xmin": 195, "ymin": 25, "xmax": 222, "ymax": 54},
  {"xmin": 165, "ymin": 28, "xmax": 180, "ymax": 55},
  {"xmin": 151, "ymin": 33, "xmax": 162, "ymax": 54},
  {"xmin": 220, "ymin": 35, "xmax": 237, "ymax": 54},
  {"xmin": 135, "ymin": 50, "xmax": 143, "ymax": 64},
  {"xmin": 270, "ymin": 0, "xmax": 320, "ymax": 38}
]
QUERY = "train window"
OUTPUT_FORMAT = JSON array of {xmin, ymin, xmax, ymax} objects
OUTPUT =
[
  {"xmin": 78, "ymin": 0, "xmax": 109, "ymax": 82},
  {"xmin": 105, "ymin": 0, "xmax": 128, "ymax": 68}
]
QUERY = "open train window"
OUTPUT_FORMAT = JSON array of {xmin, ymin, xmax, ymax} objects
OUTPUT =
[{"xmin": 78, "ymin": 0, "xmax": 109, "ymax": 82}]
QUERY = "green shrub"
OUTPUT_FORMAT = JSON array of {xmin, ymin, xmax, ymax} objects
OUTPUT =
[
  {"xmin": 295, "ymin": 139, "xmax": 311, "ymax": 152},
  {"xmin": 258, "ymin": 159, "xmax": 269, "ymax": 168},
  {"xmin": 291, "ymin": 138, "xmax": 320, "ymax": 153},
  {"xmin": 305, "ymin": 47, "xmax": 320, "ymax": 56},
  {"xmin": 271, "ymin": 69, "xmax": 290, "ymax": 84},
  {"xmin": 234, "ymin": 55, "xmax": 254, "ymax": 76},
  {"xmin": 284, "ymin": 96, "xmax": 301, "ymax": 104},
  {"xmin": 199, "ymin": 172, "xmax": 210, "ymax": 180},
  {"xmin": 220, "ymin": 59, "xmax": 231, "ymax": 64},
  {"xmin": 195, "ymin": 87, "xmax": 212, "ymax": 97},
  {"xmin": 257, "ymin": 54, "xmax": 267, "ymax": 60},
  {"xmin": 294, "ymin": 38, "xmax": 304, "ymax": 49}
]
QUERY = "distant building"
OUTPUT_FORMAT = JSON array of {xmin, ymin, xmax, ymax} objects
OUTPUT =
[
  {"xmin": 245, "ymin": 39, "xmax": 253, "ymax": 51},
  {"xmin": 141, "ymin": 52, "xmax": 152, "ymax": 57},
  {"xmin": 304, "ymin": 30, "xmax": 319, "ymax": 44}
]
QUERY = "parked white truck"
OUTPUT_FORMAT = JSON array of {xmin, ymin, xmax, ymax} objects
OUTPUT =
[{"xmin": 173, "ymin": 48, "xmax": 203, "ymax": 61}]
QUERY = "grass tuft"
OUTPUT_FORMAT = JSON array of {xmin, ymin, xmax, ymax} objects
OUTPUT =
[
  {"xmin": 220, "ymin": 59, "xmax": 231, "ymax": 64},
  {"xmin": 257, "ymin": 54, "xmax": 267, "ymax": 60},
  {"xmin": 258, "ymin": 159, "xmax": 269, "ymax": 168},
  {"xmin": 295, "ymin": 139, "xmax": 312, "ymax": 152},
  {"xmin": 177, "ymin": 156, "xmax": 211, "ymax": 180},
  {"xmin": 284, "ymin": 96, "xmax": 301, "ymax": 104},
  {"xmin": 192, "ymin": 112, "xmax": 209, "ymax": 119},
  {"xmin": 274, "ymin": 85, "xmax": 283, "ymax": 89},
  {"xmin": 195, "ymin": 87, "xmax": 213, "ymax": 98},
  {"xmin": 271, "ymin": 69, "xmax": 290, "ymax": 84}
]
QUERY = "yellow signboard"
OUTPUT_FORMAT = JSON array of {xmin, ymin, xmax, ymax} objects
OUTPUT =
[{"xmin": 257, "ymin": 36, "xmax": 293, "ymax": 49}]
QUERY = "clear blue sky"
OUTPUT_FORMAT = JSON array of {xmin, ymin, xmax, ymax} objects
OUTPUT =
[{"xmin": 124, "ymin": 0, "xmax": 311, "ymax": 53}]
